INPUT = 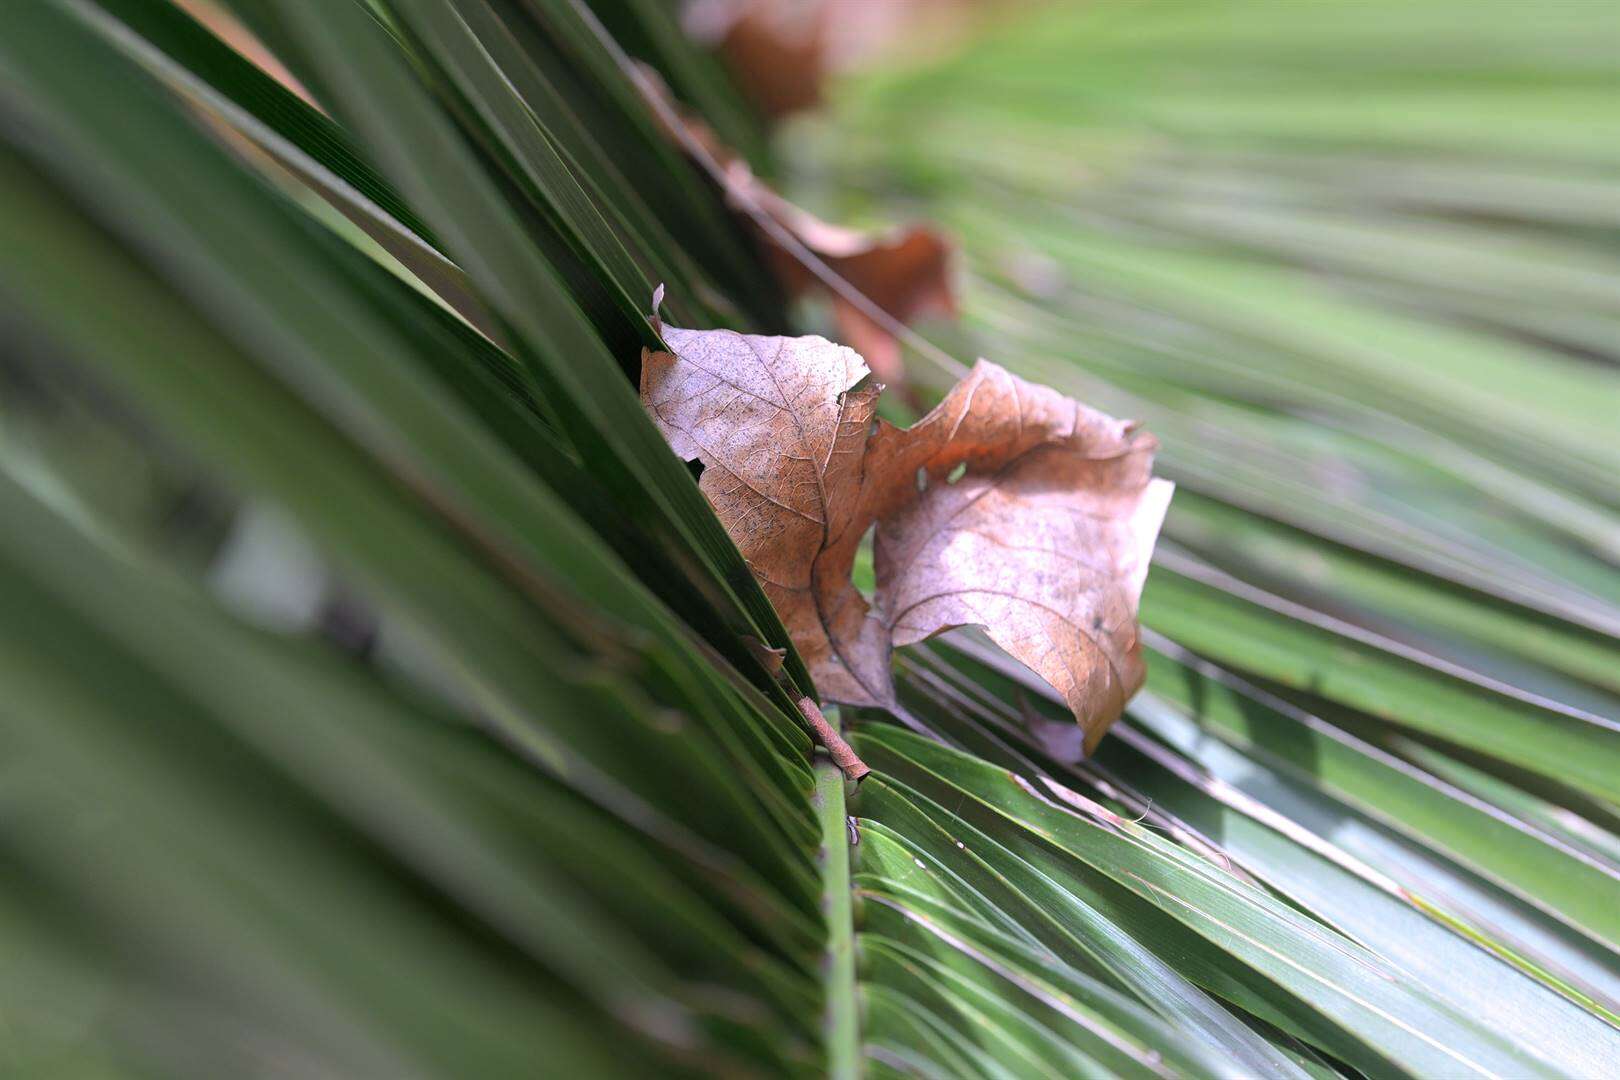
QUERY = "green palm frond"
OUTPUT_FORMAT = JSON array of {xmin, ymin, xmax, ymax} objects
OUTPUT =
[{"xmin": 1, "ymin": 0, "xmax": 1616, "ymax": 1076}]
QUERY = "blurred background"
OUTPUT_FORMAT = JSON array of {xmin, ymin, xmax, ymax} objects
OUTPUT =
[{"xmin": 2, "ymin": 0, "xmax": 1618, "ymax": 1075}]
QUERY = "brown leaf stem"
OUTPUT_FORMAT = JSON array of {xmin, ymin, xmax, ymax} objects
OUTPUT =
[{"xmin": 798, "ymin": 697, "xmax": 871, "ymax": 783}]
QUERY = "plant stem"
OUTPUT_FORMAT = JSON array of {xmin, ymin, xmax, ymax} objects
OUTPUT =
[
  {"xmin": 800, "ymin": 696, "xmax": 871, "ymax": 781},
  {"xmin": 815, "ymin": 750, "xmax": 861, "ymax": 1079}
]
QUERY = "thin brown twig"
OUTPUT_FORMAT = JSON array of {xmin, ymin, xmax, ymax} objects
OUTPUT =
[{"xmin": 797, "ymin": 696, "xmax": 871, "ymax": 782}]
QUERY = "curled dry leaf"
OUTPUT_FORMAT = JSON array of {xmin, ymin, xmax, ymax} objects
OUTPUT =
[
  {"xmin": 684, "ymin": 0, "xmax": 1006, "ymax": 120},
  {"xmin": 684, "ymin": 0, "xmax": 827, "ymax": 120},
  {"xmin": 742, "ymin": 634, "xmax": 788, "ymax": 678},
  {"xmin": 641, "ymin": 302, "xmax": 1172, "ymax": 751},
  {"xmin": 752, "ymin": 188, "xmax": 956, "ymax": 394},
  {"xmin": 631, "ymin": 63, "xmax": 956, "ymax": 393}
]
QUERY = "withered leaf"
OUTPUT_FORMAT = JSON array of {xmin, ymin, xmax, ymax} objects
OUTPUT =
[
  {"xmin": 742, "ymin": 635, "xmax": 788, "ymax": 678},
  {"xmin": 641, "ymin": 302, "xmax": 1172, "ymax": 751},
  {"xmin": 683, "ymin": 0, "xmax": 1004, "ymax": 120},
  {"xmin": 642, "ymin": 319, "xmax": 891, "ymax": 705},
  {"xmin": 631, "ymin": 63, "xmax": 956, "ymax": 394},
  {"xmin": 751, "ymin": 187, "xmax": 956, "ymax": 394},
  {"xmin": 684, "ymin": 0, "xmax": 827, "ymax": 120}
]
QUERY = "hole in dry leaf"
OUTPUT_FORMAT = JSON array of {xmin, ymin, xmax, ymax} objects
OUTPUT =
[
  {"xmin": 915, "ymin": 466, "xmax": 928, "ymax": 493},
  {"xmin": 946, "ymin": 462, "xmax": 967, "ymax": 485},
  {"xmin": 852, "ymin": 521, "xmax": 878, "ymax": 596}
]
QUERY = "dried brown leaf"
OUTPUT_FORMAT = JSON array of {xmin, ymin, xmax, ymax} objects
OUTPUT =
[
  {"xmin": 871, "ymin": 364, "xmax": 1173, "ymax": 750},
  {"xmin": 685, "ymin": 0, "xmax": 827, "ymax": 120},
  {"xmin": 631, "ymin": 63, "xmax": 956, "ymax": 395},
  {"xmin": 684, "ymin": 0, "xmax": 1008, "ymax": 119},
  {"xmin": 641, "ymin": 304, "xmax": 1171, "ymax": 751},
  {"xmin": 641, "ymin": 322, "xmax": 890, "ymax": 704},
  {"xmin": 742, "ymin": 635, "xmax": 789, "ymax": 678},
  {"xmin": 753, "ymin": 189, "xmax": 956, "ymax": 391}
]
